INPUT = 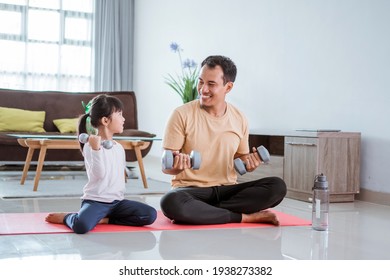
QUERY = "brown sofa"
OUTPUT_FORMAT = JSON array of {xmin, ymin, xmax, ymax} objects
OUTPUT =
[{"xmin": 0, "ymin": 88, "xmax": 155, "ymax": 163}]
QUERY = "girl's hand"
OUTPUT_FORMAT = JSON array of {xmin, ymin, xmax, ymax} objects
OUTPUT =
[{"xmin": 88, "ymin": 135, "xmax": 101, "ymax": 150}]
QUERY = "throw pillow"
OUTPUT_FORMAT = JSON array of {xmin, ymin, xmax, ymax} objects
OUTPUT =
[
  {"xmin": 53, "ymin": 118, "xmax": 78, "ymax": 133},
  {"xmin": 0, "ymin": 107, "xmax": 46, "ymax": 132}
]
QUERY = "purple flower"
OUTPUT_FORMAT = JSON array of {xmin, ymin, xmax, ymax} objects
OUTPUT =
[
  {"xmin": 170, "ymin": 42, "xmax": 180, "ymax": 53},
  {"xmin": 182, "ymin": 59, "xmax": 197, "ymax": 69}
]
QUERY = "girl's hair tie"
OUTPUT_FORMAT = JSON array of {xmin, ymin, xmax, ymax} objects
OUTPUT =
[
  {"xmin": 81, "ymin": 100, "xmax": 96, "ymax": 135},
  {"xmin": 81, "ymin": 100, "xmax": 92, "ymax": 114}
]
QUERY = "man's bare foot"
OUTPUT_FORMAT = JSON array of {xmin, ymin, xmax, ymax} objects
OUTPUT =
[
  {"xmin": 45, "ymin": 213, "xmax": 68, "ymax": 224},
  {"xmin": 98, "ymin": 218, "xmax": 109, "ymax": 224},
  {"xmin": 241, "ymin": 210, "xmax": 280, "ymax": 226}
]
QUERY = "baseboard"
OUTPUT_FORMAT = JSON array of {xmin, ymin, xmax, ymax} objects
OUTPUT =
[{"xmin": 356, "ymin": 189, "xmax": 390, "ymax": 206}]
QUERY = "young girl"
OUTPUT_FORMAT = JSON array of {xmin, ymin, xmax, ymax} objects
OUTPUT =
[{"xmin": 45, "ymin": 94, "xmax": 157, "ymax": 234}]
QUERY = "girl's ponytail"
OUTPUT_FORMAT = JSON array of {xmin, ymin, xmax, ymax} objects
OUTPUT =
[{"xmin": 77, "ymin": 114, "xmax": 89, "ymax": 152}]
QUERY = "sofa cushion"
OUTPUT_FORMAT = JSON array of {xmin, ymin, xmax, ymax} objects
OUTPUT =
[
  {"xmin": 0, "ymin": 107, "xmax": 46, "ymax": 133},
  {"xmin": 53, "ymin": 118, "xmax": 78, "ymax": 133}
]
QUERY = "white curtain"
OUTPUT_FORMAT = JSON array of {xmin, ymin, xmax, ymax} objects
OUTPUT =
[{"xmin": 93, "ymin": 0, "xmax": 134, "ymax": 91}]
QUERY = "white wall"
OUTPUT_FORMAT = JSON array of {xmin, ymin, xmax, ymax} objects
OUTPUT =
[{"xmin": 133, "ymin": 0, "xmax": 390, "ymax": 194}]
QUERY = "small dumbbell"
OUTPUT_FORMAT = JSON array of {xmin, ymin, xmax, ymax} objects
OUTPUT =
[
  {"xmin": 162, "ymin": 150, "xmax": 201, "ymax": 170},
  {"xmin": 78, "ymin": 133, "xmax": 113, "ymax": 149},
  {"xmin": 234, "ymin": 145, "xmax": 270, "ymax": 175}
]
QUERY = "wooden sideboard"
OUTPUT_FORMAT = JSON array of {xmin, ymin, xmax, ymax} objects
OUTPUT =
[{"xmin": 238, "ymin": 130, "xmax": 361, "ymax": 203}]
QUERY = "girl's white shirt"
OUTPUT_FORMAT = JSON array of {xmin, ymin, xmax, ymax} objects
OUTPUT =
[{"xmin": 81, "ymin": 141, "xmax": 126, "ymax": 202}]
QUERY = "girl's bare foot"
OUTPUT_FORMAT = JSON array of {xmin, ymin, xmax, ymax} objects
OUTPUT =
[
  {"xmin": 241, "ymin": 210, "xmax": 280, "ymax": 226},
  {"xmin": 45, "ymin": 213, "xmax": 68, "ymax": 224},
  {"xmin": 45, "ymin": 213, "xmax": 108, "ymax": 225}
]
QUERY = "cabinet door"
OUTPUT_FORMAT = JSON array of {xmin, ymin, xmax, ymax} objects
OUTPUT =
[
  {"xmin": 284, "ymin": 137, "xmax": 318, "ymax": 199},
  {"xmin": 317, "ymin": 136, "xmax": 360, "ymax": 198}
]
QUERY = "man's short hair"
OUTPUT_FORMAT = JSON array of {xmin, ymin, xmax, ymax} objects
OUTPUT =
[{"xmin": 201, "ymin": 55, "xmax": 237, "ymax": 84}]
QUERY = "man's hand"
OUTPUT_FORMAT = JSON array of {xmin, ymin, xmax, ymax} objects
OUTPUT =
[
  {"xmin": 237, "ymin": 147, "xmax": 262, "ymax": 172},
  {"xmin": 162, "ymin": 151, "xmax": 191, "ymax": 175}
]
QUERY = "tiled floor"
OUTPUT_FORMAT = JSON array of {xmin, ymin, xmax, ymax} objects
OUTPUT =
[{"xmin": 1, "ymin": 156, "xmax": 390, "ymax": 260}]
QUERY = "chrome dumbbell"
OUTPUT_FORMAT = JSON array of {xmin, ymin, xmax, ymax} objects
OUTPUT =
[
  {"xmin": 78, "ymin": 133, "xmax": 113, "ymax": 149},
  {"xmin": 234, "ymin": 145, "xmax": 270, "ymax": 175},
  {"xmin": 162, "ymin": 150, "xmax": 201, "ymax": 170}
]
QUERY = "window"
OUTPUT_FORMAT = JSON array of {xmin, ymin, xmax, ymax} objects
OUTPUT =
[{"xmin": 0, "ymin": 0, "xmax": 93, "ymax": 91}]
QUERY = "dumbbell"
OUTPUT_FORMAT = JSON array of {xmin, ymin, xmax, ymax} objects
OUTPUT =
[
  {"xmin": 162, "ymin": 150, "xmax": 201, "ymax": 170},
  {"xmin": 78, "ymin": 133, "xmax": 113, "ymax": 149},
  {"xmin": 234, "ymin": 145, "xmax": 270, "ymax": 175}
]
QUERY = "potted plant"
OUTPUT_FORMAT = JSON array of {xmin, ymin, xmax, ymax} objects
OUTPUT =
[{"xmin": 165, "ymin": 42, "xmax": 199, "ymax": 103}]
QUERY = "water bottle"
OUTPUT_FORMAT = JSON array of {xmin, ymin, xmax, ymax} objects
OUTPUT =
[{"xmin": 312, "ymin": 173, "xmax": 329, "ymax": 231}]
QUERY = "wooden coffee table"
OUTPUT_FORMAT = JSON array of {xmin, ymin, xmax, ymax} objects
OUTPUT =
[{"xmin": 9, "ymin": 134, "xmax": 160, "ymax": 191}]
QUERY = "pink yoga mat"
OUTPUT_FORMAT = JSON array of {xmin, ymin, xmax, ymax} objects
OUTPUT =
[{"xmin": 0, "ymin": 210, "xmax": 311, "ymax": 235}]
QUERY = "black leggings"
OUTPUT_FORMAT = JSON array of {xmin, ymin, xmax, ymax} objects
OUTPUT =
[{"xmin": 160, "ymin": 177, "xmax": 287, "ymax": 225}]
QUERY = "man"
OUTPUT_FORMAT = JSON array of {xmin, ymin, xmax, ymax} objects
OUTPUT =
[{"xmin": 160, "ymin": 55, "xmax": 286, "ymax": 225}]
